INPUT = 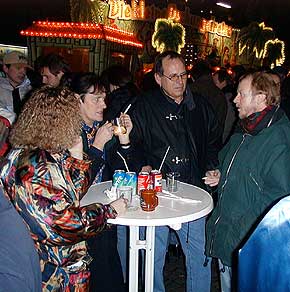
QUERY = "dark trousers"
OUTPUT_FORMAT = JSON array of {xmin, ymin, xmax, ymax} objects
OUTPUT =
[{"xmin": 87, "ymin": 225, "xmax": 125, "ymax": 292}]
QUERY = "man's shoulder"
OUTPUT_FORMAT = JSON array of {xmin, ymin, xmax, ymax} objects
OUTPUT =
[
  {"xmin": 135, "ymin": 89, "xmax": 161, "ymax": 107},
  {"xmin": 0, "ymin": 77, "xmax": 12, "ymax": 90}
]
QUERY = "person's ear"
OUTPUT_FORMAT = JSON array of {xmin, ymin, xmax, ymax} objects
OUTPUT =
[
  {"xmin": 154, "ymin": 73, "xmax": 162, "ymax": 86},
  {"xmin": 256, "ymin": 93, "xmax": 267, "ymax": 106},
  {"xmin": 2, "ymin": 64, "xmax": 9, "ymax": 74}
]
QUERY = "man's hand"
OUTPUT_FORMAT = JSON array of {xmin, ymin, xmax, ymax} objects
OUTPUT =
[{"xmin": 203, "ymin": 169, "xmax": 221, "ymax": 187}]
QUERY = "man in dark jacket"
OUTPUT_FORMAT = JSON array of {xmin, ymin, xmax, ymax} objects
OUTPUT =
[
  {"xmin": 204, "ymin": 71, "xmax": 290, "ymax": 291},
  {"xmin": 131, "ymin": 51, "xmax": 222, "ymax": 292}
]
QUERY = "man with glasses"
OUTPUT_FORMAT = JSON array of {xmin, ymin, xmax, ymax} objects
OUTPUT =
[{"xmin": 131, "ymin": 51, "xmax": 222, "ymax": 292}]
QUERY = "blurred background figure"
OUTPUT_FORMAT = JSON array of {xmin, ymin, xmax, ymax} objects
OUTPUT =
[
  {"xmin": 0, "ymin": 86, "xmax": 127, "ymax": 291},
  {"xmin": 212, "ymin": 68, "xmax": 237, "ymax": 143},
  {"xmin": 39, "ymin": 53, "xmax": 70, "ymax": 87},
  {"xmin": 101, "ymin": 65, "xmax": 140, "ymax": 121},
  {"xmin": 190, "ymin": 60, "xmax": 227, "ymax": 138},
  {"xmin": 0, "ymin": 51, "xmax": 32, "ymax": 157},
  {"xmin": 0, "ymin": 51, "xmax": 31, "ymax": 123},
  {"xmin": 0, "ymin": 185, "xmax": 42, "ymax": 292}
]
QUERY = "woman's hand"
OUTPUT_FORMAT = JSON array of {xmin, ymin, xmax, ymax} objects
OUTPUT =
[
  {"xmin": 117, "ymin": 113, "xmax": 132, "ymax": 145},
  {"xmin": 110, "ymin": 197, "xmax": 128, "ymax": 215},
  {"xmin": 92, "ymin": 121, "xmax": 114, "ymax": 151},
  {"xmin": 69, "ymin": 137, "xmax": 83, "ymax": 160},
  {"xmin": 203, "ymin": 169, "xmax": 221, "ymax": 187}
]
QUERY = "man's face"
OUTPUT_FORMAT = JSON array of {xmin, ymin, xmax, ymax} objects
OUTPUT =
[
  {"xmin": 3, "ymin": 64, "xmax": 27, "ymax": 87},
  {"xmin": 80, "ymin": 86, "xmax": 107, "ymax": 126},
  {"xmin": 212, "ymin": 73, "xmax": 225, "ymax": 90},
  {"xmin": 155, "ymin": 57, "xmax": 187, "ymax": 103},
  {"xmin": 41, "ymin": 66, "xmax": 64, "ymax": 87},
  {"xmin": 234, "ymin": 76, "xmax": 260, "ymax": 119}
]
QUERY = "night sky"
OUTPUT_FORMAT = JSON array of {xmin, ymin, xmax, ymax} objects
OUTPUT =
[{"xmin": 1, "ymin": 0, "xmax": 289, "ymax": 65}]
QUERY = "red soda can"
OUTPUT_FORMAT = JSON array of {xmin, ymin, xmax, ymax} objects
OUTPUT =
[
  {"xmin": 137, "ymin": 172, "xmax": 151, "ymax": 194},
  {"xmin": 150, "ymin": 170, "xmax": 162, "ymax": 192}
]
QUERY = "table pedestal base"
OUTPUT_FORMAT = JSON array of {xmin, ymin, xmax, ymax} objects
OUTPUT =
[{"xmin": 129, "ymin": 226, "xmax": 155, "ymax": 292}]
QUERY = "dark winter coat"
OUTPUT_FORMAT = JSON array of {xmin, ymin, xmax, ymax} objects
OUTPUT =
[{"xmin": 130, "ymin": 87, "xmax": 222, "ymax": 187}]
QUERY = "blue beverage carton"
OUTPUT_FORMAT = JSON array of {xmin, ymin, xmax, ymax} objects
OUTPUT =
[
  {"xmin": 112, "ymin": 170, "xmax": 126, "ymax": 188},
  {"xmin": 123, "ymin": 171, "xmax": 137, "ymax": 196}
]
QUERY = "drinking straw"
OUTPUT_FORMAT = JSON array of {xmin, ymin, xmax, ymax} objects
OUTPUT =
[
  {"xmin": 123, "ymin": 103, "xmax": 132, "ymax": 114},
  {"xmin": 117, "ymin": 151, "xmax": 130, "ymax": 172},
  {"xmin": 158, "ymin": 146, "xmax": 170, "ymax": 172}
]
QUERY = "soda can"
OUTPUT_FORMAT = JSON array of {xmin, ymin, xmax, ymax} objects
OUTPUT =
[
  {"xmin": 150, "ymin": 170, "xmax": 162, "ymax": 192},
  {"xmin": 137, "ymin": 171, "xmax": 151, "ymax": 194},
  {"xmin": 112, "ymin": 170, "xmax": 126, "ymax": 188},
  {"xmin": 123, "ymin": 171, "xmax": 137, "ymax": 196}
]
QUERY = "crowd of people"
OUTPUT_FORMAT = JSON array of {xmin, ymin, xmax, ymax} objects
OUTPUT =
[{"xmin": 0, "ymin": 49, "xmax": 290, "ymax": 292}]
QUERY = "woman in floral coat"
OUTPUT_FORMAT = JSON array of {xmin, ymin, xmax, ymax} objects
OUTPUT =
[{"xmin": 0, "ymin": 86, "xmax": 127, "ymax": 291}]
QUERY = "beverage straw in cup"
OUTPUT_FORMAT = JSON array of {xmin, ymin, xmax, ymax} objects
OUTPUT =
[
  {"xmin": 117, "ymin": 151, "xmax": 130, "ymax": 172},
  {"xmin": 123, "ymin": 103, "xmax": 132, "ymax": 114},
  {"xmin": 158, "ymin": 146, "xmax": 170, "ymax": 172}
]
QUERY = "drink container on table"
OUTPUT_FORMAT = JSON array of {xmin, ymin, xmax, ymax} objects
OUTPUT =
[
  {"xmin": 150, "ymin": 170, "xmax": 162, "ymax": 192},
  {"xmin": 123, "ymin": 171, "xmax": 137, "ymax": 196},
  {"xmin": 112, "ymin": 170, "xmax": 126, "ymax": 188},
  {"xmin": 137, "ymin": 171, "xmax": 151, "ymax": 195}
]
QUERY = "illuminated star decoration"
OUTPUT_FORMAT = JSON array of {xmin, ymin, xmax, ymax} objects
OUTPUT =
[{"xmin": 152, "ymin": 18, "xmax": 185, "ymax": 54}]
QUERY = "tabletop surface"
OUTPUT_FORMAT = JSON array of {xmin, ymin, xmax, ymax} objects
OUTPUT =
[{"xmin": 81, "ymin": 180, "xmax": 213, "ymax": 227}]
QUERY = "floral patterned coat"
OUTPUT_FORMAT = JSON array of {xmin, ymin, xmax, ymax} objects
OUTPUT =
[{"xmin": 0, "ymin": 148, "xmax": 117, "ymax": 292}]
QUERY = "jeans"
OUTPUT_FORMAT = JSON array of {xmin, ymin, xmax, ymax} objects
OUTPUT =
[
  {"xmin": 117, "ymin": 217, "xmax": 210, "ymax": 292},
  {"xmin": 218, "ymin": 260, "xmax": 232, "ymax": 292},
  {"xmin": 117, "ymin": 225, "xmax": 128, "ymax": 283},
  {"xmin": 154, "ymin": 216, "xmax": 211, "ymax": 292}
]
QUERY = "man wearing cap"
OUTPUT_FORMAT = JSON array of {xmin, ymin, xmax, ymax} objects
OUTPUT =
[{"xmin": 0, "ymin": 51, "xmax": 31, "ymax": 124}]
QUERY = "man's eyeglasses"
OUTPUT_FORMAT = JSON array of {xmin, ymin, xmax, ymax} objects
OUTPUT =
[{"xmin": 161, "ymin": 72, "xmax": 188, "ymax": 82}]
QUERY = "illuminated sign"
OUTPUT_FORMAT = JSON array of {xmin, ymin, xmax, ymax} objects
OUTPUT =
[
  {"xmin": 108, "ymin": 0, "xmax": 145, "ymax": 20},
  {"xmin": 168, "ymin": 4, "xmax": 180, "ymax": 22},
  {"xmin": 200, "ymin": 19, "xmax": 232, "ymax": 37}
]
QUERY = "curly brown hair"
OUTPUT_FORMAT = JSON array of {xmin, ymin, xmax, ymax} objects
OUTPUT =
[{"xmin": 10, "ymin": 86, "xmax": 81, "ymax": 152}]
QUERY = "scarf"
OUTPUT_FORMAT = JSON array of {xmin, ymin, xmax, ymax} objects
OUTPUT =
[
  {"xmin": 240, "ymin": 105, "xmax": 277, "ymax": 135},
  {"xmin": 81, "ymin": 121, "xmax": 105, "ymax": 183}
]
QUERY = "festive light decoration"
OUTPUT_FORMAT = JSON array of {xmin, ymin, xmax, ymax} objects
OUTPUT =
[
  {"xmin": 258, "ymin": 22, "xmax": 273, "ymax": 32},
  {"xmin": 152, "ymin": 18, "xmax": 185, "ymax": 53},
  {"xmin": 263, "ymin": 38, "xmax": 285, "ymax": 68},
  {"xmin": 200, "ymin": 19, "xmax": 232, "ymax": 37},
  {"xmin": 168, "ymin": 5, "xmax": 181, "ymax": 22},
  {"xmin": 184, "ymin": 44, "xmax": 197, "ymax": 66},
  {"xmin": 108, "ymin": 0, "xmax": 145, "ymax": 20},
  {"xmin": 238, "ymin": 43, "xmax": 247, "ymax": 56},
  {"xmin": 20, "ymin": 21, "xmax": 143, "ymax": 48}
]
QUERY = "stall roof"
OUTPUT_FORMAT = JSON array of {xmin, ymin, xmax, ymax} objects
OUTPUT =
[{"xmin": 20, "ymin": 21, "xmax": 143, "ymax": 48}]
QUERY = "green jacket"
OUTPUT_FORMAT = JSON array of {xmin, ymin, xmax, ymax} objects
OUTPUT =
[{"xmin": 206, "ymin": 114, "xmax": 290, "ymax": 266}]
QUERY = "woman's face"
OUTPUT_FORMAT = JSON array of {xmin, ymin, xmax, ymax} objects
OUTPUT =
[{"xmin": 80, "ymin": 85, "xmax": 106, "ymax": 126}]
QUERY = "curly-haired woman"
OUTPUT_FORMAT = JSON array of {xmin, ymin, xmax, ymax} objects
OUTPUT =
[{"xmin": 0, "ymin": 86, "xmax": 127, "ymax": 292}]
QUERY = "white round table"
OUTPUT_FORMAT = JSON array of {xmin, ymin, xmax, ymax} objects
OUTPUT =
[{"xmin": 81, "ymin": 180, "xmax": 213, "ymax": 292}]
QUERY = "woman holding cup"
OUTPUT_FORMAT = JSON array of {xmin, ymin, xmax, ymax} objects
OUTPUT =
[{"xmin": 67, "ymin": 72, "xmax": 144, "ymax": 292}]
